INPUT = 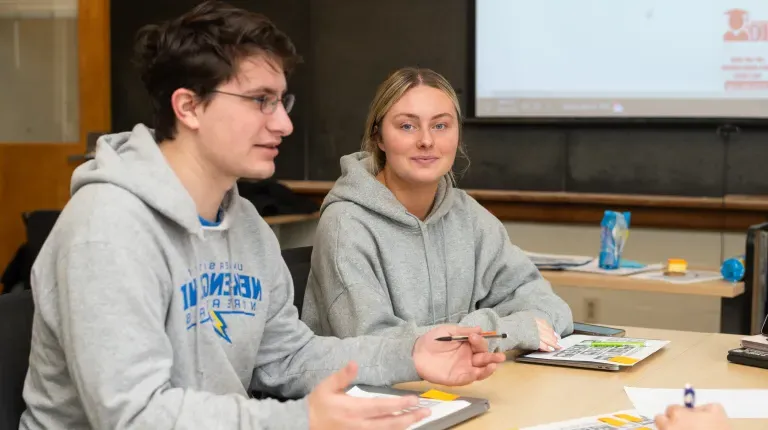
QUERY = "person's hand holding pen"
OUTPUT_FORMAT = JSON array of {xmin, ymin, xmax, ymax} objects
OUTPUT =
[
  {"xmin": 654, "ymin": 384, "xmax": 731, "ymax": 430},
  {"xmin": 655, "ymin": 404, "xmax": 730, "ymax": 430},
  {"xmin": 414, "ymin": 326, "xmax": 507, "ymax": 386},
  {"xmin": 535, "ymin": 318, "xmax": 562, "ymax": 352}
]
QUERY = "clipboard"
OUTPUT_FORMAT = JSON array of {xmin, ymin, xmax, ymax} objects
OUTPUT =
[{"xmin": 350, "ymin": 385, "xmax": 489, "ymax": 429}]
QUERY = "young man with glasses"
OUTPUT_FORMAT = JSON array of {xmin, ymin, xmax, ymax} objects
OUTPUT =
[{"xmin": 18, "ymin": 2, "xmax": 505, "ymax": 429}]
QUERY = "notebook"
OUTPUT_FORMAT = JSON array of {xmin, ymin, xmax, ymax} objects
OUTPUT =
[
  {"xmin": 740, "ymin": 333, "xmax": 768, "ymax": 353},
  {"xmin": 346, "ymin": 385, "xmax": 489, "ymax": 430},
  {"xmin": 518, "ymin": 409, "xmax": 657, "ymax": 429},
  {"xmin": 516, "ymin": 335, "xmax": 669, "ymax": 371},
  {"xmin": 523, "ymin": 251, "xmax": 593, "ymax": 270}
]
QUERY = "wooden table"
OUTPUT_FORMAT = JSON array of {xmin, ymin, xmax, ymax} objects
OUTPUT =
[
  {"xmin": 262, "ymin": 212, "xmax": 319, "ymax": 226},
  {"xmin": 396, "ymin": 326, "xmax": 767, "ymax": 429},
  {"xmin": 542, "ymin": 270, "xmax": 751, "ymax": 335},
  {"xmin": 543, "ymin": 270, "xmax": 744, "ymax": 298}
]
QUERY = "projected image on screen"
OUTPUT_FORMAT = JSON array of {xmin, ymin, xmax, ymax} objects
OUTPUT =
[{"xmin": 475, "ymin": 0, "xmax": 768, "ymax": 119}]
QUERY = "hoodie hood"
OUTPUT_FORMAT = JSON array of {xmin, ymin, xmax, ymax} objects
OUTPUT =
[
  {"xmin": 322, "ymin": 152, "xmax": 455, "ymax": 227},
  {"xmin": 71, "ymin": 124, "xmax": 237, "ymax": 237}
]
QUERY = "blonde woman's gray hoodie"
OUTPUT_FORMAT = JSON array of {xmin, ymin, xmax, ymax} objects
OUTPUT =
[
  {"xmin": 301, "ymin": 152, "xmax": 574, "ymax": 351},
  {"xmin": 19, "ymin": 126, "xmax": 420, "ymax": 430}
]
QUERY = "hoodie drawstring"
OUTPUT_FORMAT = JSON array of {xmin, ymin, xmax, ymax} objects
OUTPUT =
[
  {"xmin": 417, "ymin": 222, "xmax": 436, "ymax": 325},
  {"xmin": 440, "ymin": 222, "xmax": 451, "ymax": 323},
  {"xmin": 418, "ymin": 218, "xmax": 455, "ymax": 325}
]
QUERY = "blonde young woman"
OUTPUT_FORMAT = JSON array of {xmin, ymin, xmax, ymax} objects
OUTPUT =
[{"xmin": 301, "ymin": 67, "xmax": 573, "ymax": 352}]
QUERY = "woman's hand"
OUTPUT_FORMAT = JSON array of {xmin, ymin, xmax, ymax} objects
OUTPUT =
[{"xmin": 535, "ymin": 318, "xmax": 562, "ymax": 352}]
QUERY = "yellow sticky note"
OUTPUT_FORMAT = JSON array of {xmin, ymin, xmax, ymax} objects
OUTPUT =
[
  {"xmin": 598, "ymin": 417, "xmax": 627, "ymax": 426},
  {"xmin": 608, "ymin": 356, "xmax": 639, "ymax": 365},
  {"xmin": 420, "ymin": 389, "xmax": 460, "ymax": 401},
  {"xmin": 614, "ymin": 413, "xmax": 642, "ymax": 422}
]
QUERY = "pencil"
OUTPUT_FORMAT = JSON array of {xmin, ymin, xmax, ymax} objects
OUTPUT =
[{"xmin": 435, "ymin": 332, "xmax": 508, "ymax": 342}]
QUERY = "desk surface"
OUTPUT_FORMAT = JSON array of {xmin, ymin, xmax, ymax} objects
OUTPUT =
[
  {"xmin": 396, "ymin": 327, "xmax": 766, "ymax": 429},
  {"xmin": 542, "ymin": 270, "xmax": 745, "ymax": 298}
]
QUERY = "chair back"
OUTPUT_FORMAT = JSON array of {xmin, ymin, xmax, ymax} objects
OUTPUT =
[
  {"xmin": 281, "ymin": 246, "xmax": 313, "ymax": 318},
  {"xmin": 0, "ymin": 289, "xmax": 34, "ymax": 429},
  {"xmin": 739, "ymin": 222, "xmax": 768, "ymax": 334}
]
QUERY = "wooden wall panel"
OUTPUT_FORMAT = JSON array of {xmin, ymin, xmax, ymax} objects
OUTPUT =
[{"xmin": 0, "ymin": 0, "xmax": 110, "ymax": 291}]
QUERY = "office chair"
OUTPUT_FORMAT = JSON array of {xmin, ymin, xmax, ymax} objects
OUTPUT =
[
  {"xmin": 724, "ymin": 222, "xmax": 768, "ymax": 335},
  {"xmin": 744, "ymin": 222, "xmax": 768, "ymax": 334},
  {"xmin": 0, "ymin": 289, "xmax": 34, "ymax": 429}
]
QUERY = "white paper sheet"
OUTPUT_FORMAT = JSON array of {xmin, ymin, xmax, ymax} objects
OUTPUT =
[
  {"xmin": 629, "ymin": 270, "xmax": 723, "ymax": 284},
  {"xmin": 625, "ymin": 387, "xmax": 768, "ymax": 419},
  {"xmin": 520, "ymin": 409, "xmax": 657, "ymax": 429},
  {"xmin": 565, "ymin": 259, "xmax": 663, "ymax": 276},
  {"xmin": 346, "ymin": 386, "xmax": 471, "ymax": 429}
]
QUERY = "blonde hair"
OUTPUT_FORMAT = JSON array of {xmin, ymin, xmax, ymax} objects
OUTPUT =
[{"xmin": 360, "ymin": 67, "xmax": 468, "ymax": 184}]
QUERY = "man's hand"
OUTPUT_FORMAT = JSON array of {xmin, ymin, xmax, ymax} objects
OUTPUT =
[
  {"xmin": 535, "ymin": 318, "xmax": 562, "ymax": 352},
  {"xmin": 655, "ymin": 404, "xmax": 731, "ymax": 430},
  {"xmin": 308, "ymin": 362, "xmax": 430, "ymax": 430},
  {"xmin": 413, "ymin": 326, "xmax": 506, "ymax": 386}
]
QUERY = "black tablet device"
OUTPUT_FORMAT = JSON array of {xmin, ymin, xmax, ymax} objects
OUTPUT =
[{"xmin": 573, "ymin": 322, "xmax": 626, "ymax": 337}]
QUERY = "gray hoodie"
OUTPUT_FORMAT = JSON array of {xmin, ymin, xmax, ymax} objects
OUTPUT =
[
  {"xmin": 301, "ymin": 152, "xmax": 573, "ymax": 351},
  {"xmin": 19, "ymin": 125, "xmax": 419, "ymax": 430}
]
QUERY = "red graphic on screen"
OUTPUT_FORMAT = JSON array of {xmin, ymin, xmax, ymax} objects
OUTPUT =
[
  {"xmin": 722, "ymin": 10, "xmax": 767, "ymax": 89},
  {"xmin": 725, "ymin": 9, "xmax": 750, "ymax": 40},
  {"xmin": 724, "ymin": 9, "xmax": 768, "ymax": 42}
]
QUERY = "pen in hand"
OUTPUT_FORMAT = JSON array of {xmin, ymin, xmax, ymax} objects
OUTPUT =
[
  {"xmin": 435, "ymin": 332, "xmax": 508, "ymax": 342},
  {"xmin": 684, "ymin": 383, "xmax": 695, "ymax": 408}
]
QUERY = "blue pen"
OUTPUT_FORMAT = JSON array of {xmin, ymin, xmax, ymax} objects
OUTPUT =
[{"xmin": 684, "ymin": 383, "xmax": 695, "ymax": 408}]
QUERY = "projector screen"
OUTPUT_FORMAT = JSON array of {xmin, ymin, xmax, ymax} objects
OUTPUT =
[{"xmin": 474, "ymin": 0, "xmax": 768, "ymax": 120}]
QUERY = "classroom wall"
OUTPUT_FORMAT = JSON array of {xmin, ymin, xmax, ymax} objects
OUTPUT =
[
  {"xmin": 303, "ymin": 1, "xmax": 768, "ymax": 196},
  {"xmin": 273, "ymin": 220, "xmax": 745, "ymax": 333}
]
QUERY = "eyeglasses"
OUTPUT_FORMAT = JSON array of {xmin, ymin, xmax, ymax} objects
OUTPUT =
[{"xmin": 211, "ymin": 90, "xmax": 295, "ymax": 114}]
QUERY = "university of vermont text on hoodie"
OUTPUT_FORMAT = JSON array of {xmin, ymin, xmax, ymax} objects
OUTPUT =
[
  {"xmin": 302, "ymin": 152, "xmax": 574, "ymax": 351},
  {"xmin": 19, "ymin": 125, "xmax": 419, "ymax": 430}
]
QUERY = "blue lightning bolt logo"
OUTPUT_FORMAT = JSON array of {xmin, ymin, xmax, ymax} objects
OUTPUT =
[{"xmin": 208, "ymin": 310, "xmax": 232, "ymax": 343}]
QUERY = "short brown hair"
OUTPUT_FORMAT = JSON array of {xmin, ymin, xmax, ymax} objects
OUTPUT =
[
  {"xmin": 361, "ymin": 67, "xmax": 468, "ymax": 183},
  {"xmin": 133, "ymin": 0, "xmax": 301, "ymax": 142}
]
